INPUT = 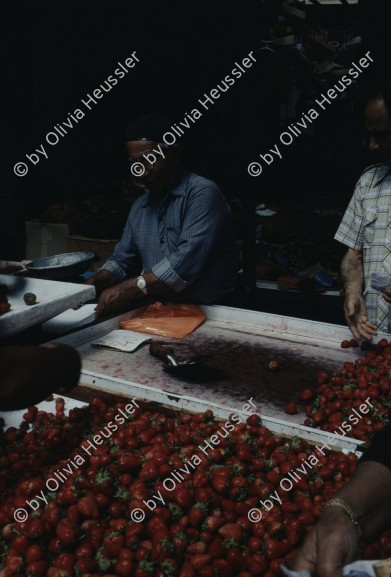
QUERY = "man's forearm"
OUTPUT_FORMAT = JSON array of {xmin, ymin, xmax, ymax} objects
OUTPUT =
[
  {"xmin": 120, "ymin": 272, "xmax": 175, "ymax": 300},
  {"xmin": 91, "ymin": 269, "xmax": 176, "ymax": 299},
  {"xmin": 94, "ymin": 271, "xmax": 180, "ymax": 318},
  {"xmin": 341, "ymin": 249, "xmax": 364, "ymax": 297},
  {"xmin": 335, "ymin": 461, "xmax": 391, "ymax": 541}
]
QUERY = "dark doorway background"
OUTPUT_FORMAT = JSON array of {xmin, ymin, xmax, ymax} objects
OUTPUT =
[
  {"xmin": 1, "ymin": 1, "xmax": 262, "ymax": 213},
  {"xmin": 4, "ymin": 0, "xmax": 386, "ymax": 211}
]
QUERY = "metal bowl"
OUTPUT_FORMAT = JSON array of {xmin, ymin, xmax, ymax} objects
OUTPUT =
[{"xmin": 25, "ymin": 252, "xmax": 95, "ymax": 279}]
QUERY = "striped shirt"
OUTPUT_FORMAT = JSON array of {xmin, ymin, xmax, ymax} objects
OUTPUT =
[
  {"xmin": 101, "ymin": 170, "xmax": 239, "ymax": 304},
  {"xmin": 334, "ymin": 164, "xmax": 391, "ymax": 331}
]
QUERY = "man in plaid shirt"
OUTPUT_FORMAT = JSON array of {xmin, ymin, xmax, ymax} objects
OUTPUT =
[
  {"xmin": 335, "ymin": 79, "xmax": 391, "ymax": 339},
  {"xmin": 88, "ymin": 114, "xmax": 239, "ymax": 318}
]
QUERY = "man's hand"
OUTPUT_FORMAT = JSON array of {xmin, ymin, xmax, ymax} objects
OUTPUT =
[
  {"xmin": 291, "ymin": 508, "xmax": 359, "ymax": 577},
  {"xmin": 340, "ymin": 248, "xmax": 377, "ymax": 339},
  {"xmin": 94, "ymin": 272, "xmax": 171, "ymax": 318},
  {"xmin": 344, "ymin": 293, "xmax": 377, "ymax": 340},
  {"xmin": 85, "ymin": 269, "xmax": 118, "ymax": 297}
]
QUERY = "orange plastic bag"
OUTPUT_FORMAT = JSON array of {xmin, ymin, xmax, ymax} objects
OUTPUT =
[{"xmin": 120, "ymin": 301, "xmax": 206, "ymax": 339}]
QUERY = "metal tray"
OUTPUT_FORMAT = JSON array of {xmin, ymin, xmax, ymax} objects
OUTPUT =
[
  {"xmin": 77, "ymin": 371, "xmax": 364, "ymax": 454},
  {"xmin": 47, "ymin": 305, "xmax": 381, "ymax": 454},
  {"xmin": 25, "ymin": 252, "xmax": 95, "ymax": 279},
  {"xmin": 0, "ymin": 388, "xmax": 362, "ymax": 456}
]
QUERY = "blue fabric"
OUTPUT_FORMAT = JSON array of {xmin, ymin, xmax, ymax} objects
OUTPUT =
[
  {"xmin": 100, "ymin": 170, "xmax": 239, "ymax": 304},
  {"xmin": 81, "ymin": 271, "xmax": 96, "ymax": 280}
]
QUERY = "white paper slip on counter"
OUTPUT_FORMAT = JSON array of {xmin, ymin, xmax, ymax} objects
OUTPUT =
[{"xmin": 91, "ymin": 329, "xmax": 151, "ymax": 352}]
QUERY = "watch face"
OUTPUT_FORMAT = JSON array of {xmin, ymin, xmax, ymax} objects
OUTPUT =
[{"xmin": 137, "ymin": 277, "xmax": 147, "ymax": 290}]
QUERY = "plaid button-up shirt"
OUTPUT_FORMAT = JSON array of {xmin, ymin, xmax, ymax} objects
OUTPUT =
[
  {"xmin": 335, "ymin": 164, "xmax": 391, "ymax": 331},
  {"xmin": 101, "ymin": 170, "xmax": 238, "ymax": 304}
]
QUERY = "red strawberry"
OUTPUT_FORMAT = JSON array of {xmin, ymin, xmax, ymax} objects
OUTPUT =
[
  {"xmin": 268, "ymin": 360, "xmax": 281, "ymax": 370},
  {"xmin": 284, "ymin": 402, "xmax": 298, "ymax": 415},
  {"xmin": 218, "ymin": 523, "xmax": 242, "ymax": 542},
  {"xmin": 189, "ymin": 554, "xmax": 212, "ymax": 569},
  {"xmin": 56, "ymin": 518, "xmax": 77, "ymax": 547},
  {"xmin": 174, "ymin": 487, "xmax": 193, "ymax": 509},
  {"xmin": 189, "ymin": 503, "xmax": 208, "ymax": 527},
  {"xmin": 152, "ymin": 530, "xmax": 175, "ymax": 562},
  {"xmin": 76, "ymin": 494, "xmax": 99, "ymax": 518},
  {"xmin": 103, "ymin": 531, "xmax": 125, "ymax": 558}
]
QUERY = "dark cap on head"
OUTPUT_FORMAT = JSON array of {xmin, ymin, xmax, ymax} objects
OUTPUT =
[{"xmin": 125, "ymin": 113, "xmax": 172, "ymax": 142}]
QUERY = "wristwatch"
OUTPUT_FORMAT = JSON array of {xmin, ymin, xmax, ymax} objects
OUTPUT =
[{"xmin": 136, "ymin": 275, "xmax": 148, "ymax": 295}]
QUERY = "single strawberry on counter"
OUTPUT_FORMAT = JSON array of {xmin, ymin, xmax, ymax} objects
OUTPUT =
[
  {"xmin": 23, "ymin": 292, "xmax": 37, "ymax": 305},
  {"xmin": 0, "ymin": 283, "xmax": 11, "ymax": 315},
  {"xmin": 284, "ymin": 402, "xmax": 298, "ymax": 415},
  {"xmin": 0, "ymin": 300, "xmax": 10, "ymax": 314},
  {"xmin": 268, "ymin": 359, "xmax": 281, "ymax": 371}
]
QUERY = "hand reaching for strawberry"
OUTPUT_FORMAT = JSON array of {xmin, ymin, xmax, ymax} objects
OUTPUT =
[
  {"xmin": 291, "ymin": 507, "xmax": 359, "ymax": 577},
  {"xmin": 292, "ymin": 460, "xmax": 391, "ymax": 577}
]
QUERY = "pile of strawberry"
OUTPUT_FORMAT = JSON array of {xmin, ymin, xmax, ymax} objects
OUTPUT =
[
  {"xmin": 0, "ymin": 397, "xmax": 390, "ymax": 577},
  {"xmin": 298, "ymin": 338, "xmax": 391, "ymax": 444},
  {"xmin": 0, "ymin": 398, "xmax": 92, "ymax": 494}
]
